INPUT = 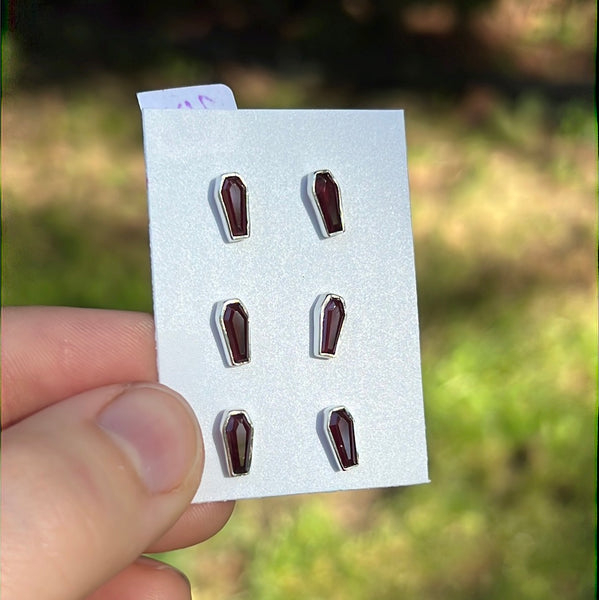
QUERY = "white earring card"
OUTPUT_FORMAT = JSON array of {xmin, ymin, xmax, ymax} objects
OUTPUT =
[{"xmin": 140, "ymin": 101, "xmax": 428, "ymax": 501}]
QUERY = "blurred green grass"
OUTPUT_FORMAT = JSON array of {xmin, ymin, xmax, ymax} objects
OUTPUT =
[{"xmin": 2, "ymin": 4, "xmax": 597, "ymax": 596}]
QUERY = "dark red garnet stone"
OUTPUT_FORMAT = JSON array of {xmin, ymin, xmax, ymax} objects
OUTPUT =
[
  {"xmin": 328, "ymin": 408, "xmax": 358, "ymax": 470},
  {"xmin": 224, "ymin": 412, "xmax": 253, "ymax": 475},
  {"xmin": 321, "ymin": 296, "xmax": 345, "ymax": 356},
  {"xmin": 223, "ymin": 302, "xmax": 249, "ymax": 364},
  {"xmin": 221, "ymin": 175, "xmax": 248, "ymax": 238},
  {"xmin": 314, "ymin": 171, "xmax": 343, "ymax": 235}
]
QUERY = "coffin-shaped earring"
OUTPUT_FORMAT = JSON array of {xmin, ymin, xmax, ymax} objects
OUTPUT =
[
  {"xmin": 221, "ymin": 410, "xmax": 254, "ymax": 476},
  {"xmin": 307, "ymin": 170, "xmax": 345, "ymax": 237},
  {"xmin": 323, "ymin": 406, "xmax": 359, "ymax": 470},
  {"xmin": 215, "ymin": 173, "xmax": 250, "ymax": 241},
  {"xmin": 215, "ymin": 299, "xmax": 250, "ymax": 366},
  {"xmin": 313, "ymin": 293, "xmax": 346, "ymax": 358}
]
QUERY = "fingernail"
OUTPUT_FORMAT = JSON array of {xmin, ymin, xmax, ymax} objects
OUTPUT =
[
  {"xmin": 136, "ymin": 556, "xmax": 191, "ymax": 589},
  {"xmin": 97, "ymin": 384, "xmax": 200, "ymax": 494}
]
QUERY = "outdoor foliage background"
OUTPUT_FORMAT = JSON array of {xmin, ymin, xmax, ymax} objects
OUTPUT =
[{"xmin": 2, "ymin": 1, "xmax": 597, "ymax": 598}]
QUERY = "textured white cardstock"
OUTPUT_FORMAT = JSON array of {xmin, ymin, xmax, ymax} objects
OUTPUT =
[{"xmin": 141, "ymin": 109, "xmax": 428, "ymax": 501}]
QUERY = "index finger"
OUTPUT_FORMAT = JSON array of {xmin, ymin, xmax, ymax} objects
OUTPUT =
[{"xmin": 1, "ymin": 306, "xmax": 157, "ymax": 428}]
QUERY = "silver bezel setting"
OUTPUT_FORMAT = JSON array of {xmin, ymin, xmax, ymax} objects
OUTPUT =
[
  {"xmin": 221, "ymin": 409, "xmax": 254, "ymax": 477},
  {"xmin": 214, "ymin": 172, "xmax": 250, "ymax": 242},
  {"xmin": 215, "ymin": 298, "xmax": 251, "ymax": 366},
  {"xmin": 312, "ymin": 293, "xmax": 346, "ymax": 359},
  {"xmin": 323, "ymin": 405, "xmax": 358, "ymax": 471},
  {"xmin": 306, "ymin": 169, "xmax": 345, "ymax": 238}
]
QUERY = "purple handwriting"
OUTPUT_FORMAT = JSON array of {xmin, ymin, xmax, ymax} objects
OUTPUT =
[{"xmin": 177, "ymin": 95, "xmax": 215, "ymax": 109}]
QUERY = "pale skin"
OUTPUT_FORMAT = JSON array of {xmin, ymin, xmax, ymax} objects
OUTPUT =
[{"xmin": 1, "ymin": 306, "xmax": 235, "ymax": 600}]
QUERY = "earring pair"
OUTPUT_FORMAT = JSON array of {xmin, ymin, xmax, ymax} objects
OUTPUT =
[
  {"xmin": 215, "ymin": 170, "xmax": 345, "ymax": 242},
  {"xmin": 215, "ymin": 294, "xmax": 346, "ymax": 367},
  {"xmin": 221, "ymin": 405, "xmax": 358, "ymax": 477}
]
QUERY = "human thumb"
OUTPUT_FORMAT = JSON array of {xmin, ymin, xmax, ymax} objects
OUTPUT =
[{"xmin": 0, "ymin": 382, "xmax": 203, "ymax": 600}]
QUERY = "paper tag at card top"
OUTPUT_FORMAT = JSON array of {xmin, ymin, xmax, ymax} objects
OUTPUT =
[{"xmin": 137, "ymin": 83, "xmax": 237, "ymax": 110}]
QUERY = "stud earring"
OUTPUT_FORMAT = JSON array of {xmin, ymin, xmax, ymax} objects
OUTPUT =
[
  {"xmin": 323, "ymin": 406, "xmax": 359, "ymax": 470},
  {"xmin": 215, "ymin": 173, "xmax": 250, "ymax": 241},
  {"xmin": 313, "ymin": 293, "xmax": 346, "ymax": 358},
  {"xmin": 221, "ymin": 410, "xmax": 254, "ymax": 476},
  {"xmin": 307, "ymin": 170, "xmax": 345, "ymax": 237},
  {"xmin": 215, "ymin": 299, "xmax": 250, "ymax": 366}
]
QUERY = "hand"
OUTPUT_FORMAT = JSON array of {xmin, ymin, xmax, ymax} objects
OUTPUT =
[{"xmin": 1, "ymin": 306, "xmax": 234, "ymax": 600}]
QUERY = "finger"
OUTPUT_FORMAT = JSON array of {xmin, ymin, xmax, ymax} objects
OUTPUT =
[
  {"xmin": 147, "ymin": 501, "xmax": 235, "ymax": 553},
  {"xmin": 1, "ymin": 383, "xmax": 202, "ymax": 600},
  {"xmin": 87, "ymin": 557, "xmax": 191, "ymax": 600},
  {"xmin": 1, "ymin": 306, "xmax": 157, "ymax": 427},
  {"xmin": 1, "ymin": 306, "xmax": 235, "ymax": 551}
]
